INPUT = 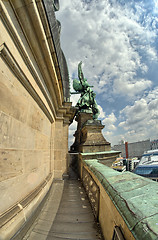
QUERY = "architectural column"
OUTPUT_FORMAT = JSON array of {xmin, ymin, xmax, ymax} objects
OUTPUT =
[
  {"xmin": 50, "ymin": 121, "xmax": 55, "ymax": 176},
  {"xmin": 54, "ymin": 118, "xmax": 64, "ymax": 179},
  {"xmin": 62, "ymin": 119, "xmax": 69, "ymax": 177}
]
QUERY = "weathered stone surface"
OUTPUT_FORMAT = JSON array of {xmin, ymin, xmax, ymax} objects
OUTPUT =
[
  {"xmin": 83, "ymin": 160, "xmax": 158, "ymax": 240},
  {"xmin": 80, "ymin": 120, "xmax": 111, "ymax": 153},
  {"xmin": 0, "ymin": 72, "xmax": 29, "ymax": 123},
  {"xmin": 0, "ymin": 149, "xmax": 23, "ymax": 181},
  {"xmin": 0, "ymin": 1, "xmax": 72, "ymax": 238},
  {"xmin": 70, "ymin": 112, "xmax": 111, "ymax": 153},
  {"xmin": 70, "ymin": 112, "xmax": 93, "ymax": 152},
  {"xmin": 23, "ymin": 180, "xmax": 103, "ymax": 240},
  {"xmin": 0, "ymin": 50, "xmax": 52, "ymax": 212},
  {"xmin": 79, "ymin": 151, "xmax": 121, "ymax": 168}
]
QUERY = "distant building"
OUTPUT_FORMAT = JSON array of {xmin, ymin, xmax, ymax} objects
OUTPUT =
[
  {"xmin": 112, "ymin": 139, "xmax": 151, "ymax": 159},
  {"xmin": 151, "ymin": 139, "xmax": 158, "ymax": 150}
]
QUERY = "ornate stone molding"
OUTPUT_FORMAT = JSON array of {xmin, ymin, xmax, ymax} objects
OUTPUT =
[
  {"xmin": 0, "ymin": 0, "xmax": 73, "ymax": 122},
  {"xmin": 0, "ymin": 1, "xmax": 68, "ymax": 119}
]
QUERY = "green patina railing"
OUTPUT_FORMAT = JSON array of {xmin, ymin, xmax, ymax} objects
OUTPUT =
[{"xmin": 83, "ymin": 159, "xmax": 158, "ymax": 240}]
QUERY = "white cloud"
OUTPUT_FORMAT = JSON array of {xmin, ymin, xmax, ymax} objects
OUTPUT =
[
  {"xmin": 119, "ymin": 87, "xmax": 158, "ymax": 141},
  {"xmin": 98, "ymin": 105, "xmax": 105, "ymax": 119},
  {"xmin": 70, "ymin": 92, "xmax": 80, "ymax": 106},
  {"xmin": 68, "ymin": 120, "xmax": 77, "ymax": 147},
  {"xmin": 57, "ymin": 0, "xmax": 157, "ymax": 100},
  {"xmin": 102, "ymin": 112, "xmax": 117, "ymax": 131},
  {"xmin": 103, "ymin": 87, "xmax": 158, "ymax": 145},
  {"xmin": 113, "ymin": 78, "xmax": 152, "ymax": 98},
  {"xmin": 57, "ymin": 0, "xmax": 158, "ymax": 146}
]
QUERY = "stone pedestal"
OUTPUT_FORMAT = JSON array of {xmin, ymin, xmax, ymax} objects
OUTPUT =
[
  {"xmin": 70, "ymin": 112, "xmax": 121, "ymax": 171},
  {"xmin": 70, "ymin": 112, "xmax": 93, "ymax": 152},
  {"xmin": 70, "ymin": 112, "xmax": 111, "ymax": 153},
  {"xmin": 79, "ymin": 119, "xmax": 111, "ymax": 153}
]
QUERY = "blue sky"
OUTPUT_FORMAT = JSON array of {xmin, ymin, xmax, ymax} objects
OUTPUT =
[{"xmin": 56, "ymin": 0, "xmax": 158, "ymax": 146}]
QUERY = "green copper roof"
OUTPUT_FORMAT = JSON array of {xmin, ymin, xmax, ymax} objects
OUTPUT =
[
  {"xmin": 83, "ymin": 159, "xmax": 158, "ymax": 240},
  {"xmin": 80, "ymin": 150, "xmax": 121, "ymax": 155}
]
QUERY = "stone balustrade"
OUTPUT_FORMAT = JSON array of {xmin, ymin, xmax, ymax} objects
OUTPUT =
[{"xmin": 80, "ymin": 159, "xmax": 158, "ymax": 240}]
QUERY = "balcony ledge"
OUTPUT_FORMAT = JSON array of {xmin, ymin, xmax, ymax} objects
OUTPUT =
[{"xmin": 83, "ymin": 159, "xmax": 158, "ymax": 240}]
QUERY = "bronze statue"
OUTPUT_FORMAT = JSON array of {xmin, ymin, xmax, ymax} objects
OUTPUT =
[{"xmin": 72, "ymin": 61, "xmax": 100, "ymax": 120}]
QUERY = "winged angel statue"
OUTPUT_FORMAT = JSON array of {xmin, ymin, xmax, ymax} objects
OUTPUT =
[{"xmin": 72, "ymin": 62, "xmax": 100, "ymax": 120}]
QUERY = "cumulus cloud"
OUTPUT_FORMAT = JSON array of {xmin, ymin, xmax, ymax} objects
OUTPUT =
[
  {"xmin": 119, "ymin": 87, "xmax": 158, "ymax": 142},
  {"xmin": 57, "ymin": 0, "xmax": 158, "ymax": 146},
  {"xmin": 57, "ymin": 0, "xmax": 157, "ymax": 99},
  {"xmin": 113, "ymin": 78, "xmax": 152, "ymax": 98},
  {"xmin": 98, "ymin": 105, "xmax": 106, "ymax": 119},
  {"xmin": 102, "ymin": 112, "xmax": 117, "ymax": 131}
]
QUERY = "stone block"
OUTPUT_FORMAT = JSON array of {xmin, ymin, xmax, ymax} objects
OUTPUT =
[
  {"xmin": 54, "ymin": 170, "xmax": 63, "ymax": 179},
  {"xmin": 54, "ymin": 150, "xmax": 62, "ymax": 162},
  {"xmin": 35, "ymin": 132, "xmax": 50, "ymax": 150},
  {"xmin": 54, "ymin": 138, "xmax": 63, "ymax": 150},
  {"xmin": 54, "ymin": 160, "xmax": 62, "ymax": 171},
  {"xmin": 0, "ymin": 72, "xmax": 29, "ymax": 123},
  {"xmin": 23, "ymin": 150, "xmax": 41, "ymax": 173},
  {"xmin": 27, "ymin": 105, "xmax": 44, "ymax": 132},
  {"xmin": 42, "ymin": 150, "xmax": 50, "ymax": 164},
  {"xmin": 70, "ymin": 113, "xmax": 111, "ymax": 153},
  {"xmin": 0, "ymin": 111, "xmax": 11, "ymax": 149},
  {"xmin": 0, "ymin": 149, "xmax": 23, "ymax": 181}
]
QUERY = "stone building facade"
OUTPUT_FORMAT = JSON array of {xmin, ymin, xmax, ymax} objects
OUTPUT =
[{"xmin": 0, "ymin": 0, "xmax": 73, "ymax": 238}]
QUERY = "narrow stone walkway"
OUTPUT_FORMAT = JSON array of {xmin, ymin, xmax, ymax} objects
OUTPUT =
[{"xmin": 23, "ymin": 180, "xmax": 103, "ymax": 240}]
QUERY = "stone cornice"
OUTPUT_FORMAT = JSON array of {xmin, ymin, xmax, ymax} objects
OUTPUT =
[
  {"xmin": 0, "ymin": 1, "xmax": 73, "ymax": 122},
  {"xmin": 36, "ymin": 0, "xmax": 63, "ymax": 99},
  {"xmin": 56, "ymin": 103, "xmax": 76, "ymax": 124},
  {"xmin": 9, "ymin": 0, "xmax": 63, "ymax": 106},
  {"xmin": 0, "ymin": 1, "xmax": 58, "ymax": 119},
  {"xmin": 1, "ymin": 0, "xmax": 69, "ymax": 119}
]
